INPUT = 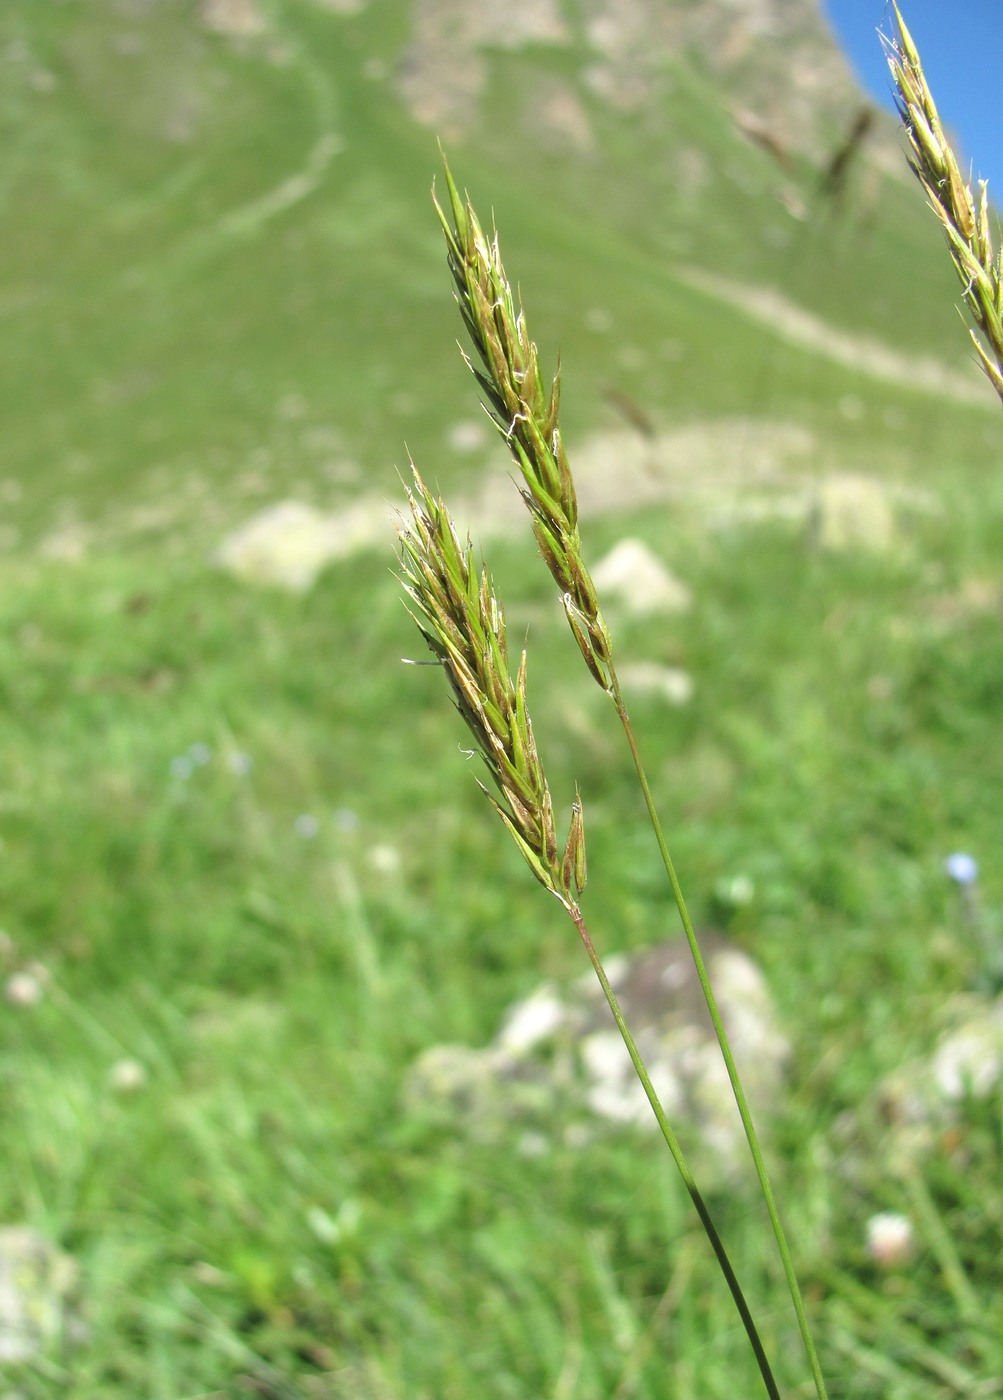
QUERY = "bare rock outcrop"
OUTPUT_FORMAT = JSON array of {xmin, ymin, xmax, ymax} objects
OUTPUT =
[
  {"xmin": 396, "ymin": 0, "xmax": 897, "ymax": 169},
  {"xmin": 406, "ymin": 933, "xmax": 790, "ymax": 1183}
]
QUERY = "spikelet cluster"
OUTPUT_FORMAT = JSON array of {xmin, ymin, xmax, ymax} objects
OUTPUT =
[
  {"xmin": 886, "ymin": 4, "xmax": 1003, "ymax": 403},
  {"xmin": 397, "ymin": 468, "xmax": 586, "ymax": 904},
  {"xmin": 435, "ymin": 165, "xmax": 615, "ymax": 692}
]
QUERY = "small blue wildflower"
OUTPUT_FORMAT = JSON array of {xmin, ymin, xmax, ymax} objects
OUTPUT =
[
  {"xmin": 189, "ymin": 742, "xmax": 211, "ymax": 767},
  {"xmin": 169, "ymin": 755, "xmax": 194, "ymax": 781},
  {"xmin": 945, "ymin": 852, "xmax": 978, "ymax": 886}
]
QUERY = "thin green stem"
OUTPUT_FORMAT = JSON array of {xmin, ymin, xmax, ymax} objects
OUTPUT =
[
  {"xmin": 897, "ymin": 1164, "xmax": 982, "ymax": 1327},
  {"xmin": 567, "ymin": 899, "xmax": 782, "ymax": 1400},
  {"xmin": 610, "ymin": 680, "xmax": 829, "ymax": 1400},
  {"xmin": 429, "ymin": 158, "xmax": 827, "ymax": 1400}
]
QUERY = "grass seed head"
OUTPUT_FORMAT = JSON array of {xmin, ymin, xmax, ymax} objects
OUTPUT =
[
  {"xmin": 435, "ymin": 157, "xmax": 617, "ymax": 694},
  {"xmin": 886, "ymin": 3, "xmax": 1003, "ymax": 407},
  {"xmin": 397, "ymin": 466, "xmax": 586, "ymax": 904}
]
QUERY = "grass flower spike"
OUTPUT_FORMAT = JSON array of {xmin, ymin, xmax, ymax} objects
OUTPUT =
[
  {"xmin": 397, "ymin": 467, "xmax": 585, "ymax": 905},
  {"xmin": 397, "ymin": 464, "xmax": 782, "ymax": 1400},
  {"xmin": 432, "ymin": 159, "xmax": 829, "ymax": 1400},
  {"xmin": 886, "ymin": 4, "xmax": 1003, "ymax": 404},
  {"xmin": 435, "ymin": 164, "xmax": 614, "ymax": 692}
]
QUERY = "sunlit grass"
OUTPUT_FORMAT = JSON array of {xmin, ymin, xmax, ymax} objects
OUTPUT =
[
  {"xmin": 0, "ymin": 467, "xmax": 1000, "ymax": 1393},
  {"xmin": 0, "ymin": 0, "xmax": 1001, "ymax": 1393}
]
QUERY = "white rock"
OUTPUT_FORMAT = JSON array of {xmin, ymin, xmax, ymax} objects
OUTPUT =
[
  {"xmin": 840, "ymin": 993, "xmax": 1003, "ymax": 1179},
  {"xmin": 38, "ymin": 522, "xmax": 91, "ymax": 562},
  {"xmin": 810, "ymin": 474, "xmax": 895, "ymax": 553},
  {"xmin": 618, "ymin": 661, "xmax": 694, "ymax": 706},
  {"xmin": 580, "ymin": 1028, "xmax": 686, "ymax": 1124},
  {"xmin": 405, "ymin": 934, "xmax": 789, "ymax": 1181},
  {"xmin": 591, "ymin": 538, "xmax": 692, "ymax": 615},
  {"xmin": 931, "ymin": 1010, "xmax": 1003, "ymax": 1101},
  {"xmin": 445, "ymin": 419, "xmax": 489, "ymax": 453},
  {"xmin": 0, "ymin": 1227, "xmax": 77, "ymax": 1362},
  {"xmin": 497, "ymin": 985, "xmax": 566, "ymax": 1056},
  {"xmin": 213, "ymin": 498, "xmax": 392, "ymax": 590},
  {"xmin": 201, "ymin": 0, "xmax": 266, "ymax": 35}
]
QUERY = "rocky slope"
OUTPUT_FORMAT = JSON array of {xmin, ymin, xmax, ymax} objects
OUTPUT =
[{"xmin": 395, "ymin": 0, "xmax": 898, "ymax": 169}]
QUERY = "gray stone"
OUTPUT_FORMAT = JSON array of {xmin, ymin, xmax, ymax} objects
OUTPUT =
[
  {"xmin": 0, "ymin": 1227, "xmax": 78, "ymax": 1363},
  {"xmin": 591, "ymin": 538, "xmax": 692, "ymax": 615},
  {"xmin": 445, "ymin": 418, "xmax": 489, "ymax": 454},
  {"xmin": 213, "ymin": 498, "xmax": 392, "ymax": 590},
  {"xmin": 834, "ymin": 992, "xmax": 1003, "ymax": 1178},
  {"xmin": 394, "ymin": 0, "xmax": 898, "ymax": 174},
  {"xmin": 397, "ymin": 0, "xmax": 567, "ymax": 131},
  {"xmin": 809, "ymin": 473, "xmax": 896, "ymax": 553},
  {"xmin": 618, "ymin": 661, "xmax": 694, "ymax": 707},
  {"xmin": 881, "ymin": 994, "xmax": 1003, "ymax": 1126},
  {"xmin": 405, "ymin": 934, "xmax": 790, "ymax": 1181},
  {"xmin": 200, "ymin": 0, "xmax": 266, "ymax": 36}
]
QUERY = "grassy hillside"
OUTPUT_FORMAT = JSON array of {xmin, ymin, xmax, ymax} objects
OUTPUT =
[
  {"xmin": 1, "ymin": 0, "xmax": 999, "ymax": 545},
  {"xmin": 1, "ymin": 1, "xmax": 1002, "ymax": 1396}
]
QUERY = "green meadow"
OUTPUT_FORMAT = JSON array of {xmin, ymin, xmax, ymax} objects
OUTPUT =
[{"xmin": 1, "ymin": 2, "xmax": 1001, "ymax": 1395}]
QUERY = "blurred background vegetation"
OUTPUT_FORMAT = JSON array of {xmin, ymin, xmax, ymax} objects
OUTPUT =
[{"xmin": 0, "ymin": 1, "xmax": 1001, "ymax": 1395}]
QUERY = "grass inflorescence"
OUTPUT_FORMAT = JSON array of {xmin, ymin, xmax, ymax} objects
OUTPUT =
[
  {"xmin": 405, "ymin": 159, "xmax": 836, "ymax": 1400},
  {"xmin": 886, "ymin": 3, "xmax": 1003, "ymax": 405},
  {"xmin": 397, "ymin": 469, "xmax": 783, "ymax": 1399},
  {"xmin": 398, "ymin": 467, "xmax": 582, "ymax": 903},
  {"xmin": 434, "ymin": 163, "xmax": 615, "ymax": 694},
  {"xmin": 2, "ymin": 3, "xmax": 1003, "ymax": 1396},
  {"xmin": 400, "ymin": 8, "xmax": 1003, "ymax": 1388}
]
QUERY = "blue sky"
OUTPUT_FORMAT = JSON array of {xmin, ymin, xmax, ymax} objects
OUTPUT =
[{"xmin": 822, "ymin": 0, "xmax": 1003, "ymax": 194}]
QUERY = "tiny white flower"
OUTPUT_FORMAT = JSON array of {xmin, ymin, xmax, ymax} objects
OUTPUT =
[
  {"xmin": 715, "ymin": 873, "xmax": 755, "ymax": 907},
  {"xmin": 367, "ymin": 844, "xmax": 401, "ymax": 876},
  {"xmin": 307, "ymin": 1199, "xmax": 361, "ymax": 1245},
  {"xmin": 866, "ymin": 1211, "xmax": 914, "ymax": 1267},
  {"xmin": 170, "ymin": 755, "xmax": 193, "ymax": 781},
  {"xmin": 188, "ymin": 742, "xmax": 211, "ymax": 767},
  {"xmin": 109, "ymin": 1058, "xmax": 147, "ymax": 1092},
  {"xmin": 294, "ymin": 813, "xmax": 319, "ymax": 839},
  {"xmin": 5, "ymin": 971, "xmax": 43, "ymax": 1007},
  {"xmin": 227, "ymin": 750, "xmax": 253, "ymax": 776},
  {"xmin": 517, "ymin": 1130, "xmax": 550, "ymax": 1159},
  {"xmin": 306, "ymin": 1206, "xmax": 339, "ymax": 1244}
]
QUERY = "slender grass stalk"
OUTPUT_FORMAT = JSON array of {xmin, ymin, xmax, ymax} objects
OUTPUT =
[
  {"xmin": 432, "ymin": 161, "xmax": 829, "ymax": 1400},
  {"xmin": 885, "ymin": 3, "xmax": 1003, "ymax": 406},
  {"xmin": 896, "ymin": 1165, "xmax": 981, "ymax": 1328},
  {"xmin": 397, "ymin": 470, "xmax": 781, "ymax": 1399}
]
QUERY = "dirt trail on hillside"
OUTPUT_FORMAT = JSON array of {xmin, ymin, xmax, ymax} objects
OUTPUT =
[{"xmin": 680, "ymin": 269, "xmax": 991, "ymax": 407}]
